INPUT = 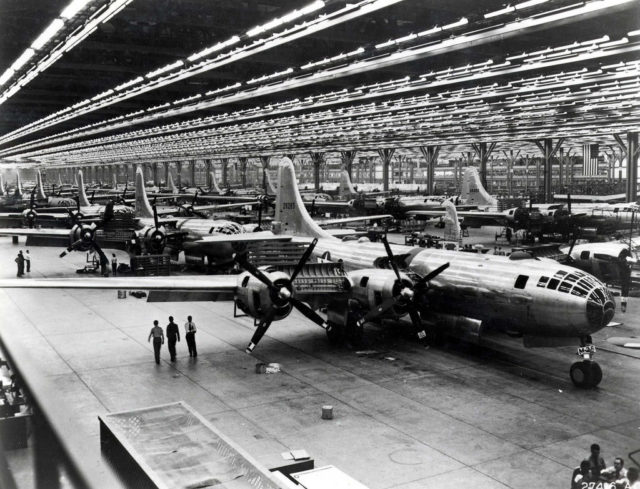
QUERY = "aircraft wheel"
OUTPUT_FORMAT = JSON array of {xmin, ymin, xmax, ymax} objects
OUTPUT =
[{"xmin": 570, "ymin": 361, "xmax": 602, "ymax": 389}]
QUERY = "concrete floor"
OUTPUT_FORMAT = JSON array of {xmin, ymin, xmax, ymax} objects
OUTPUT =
[{"xmin": 1, "ymin": 233, "xmax": 639, "ymax": 489}]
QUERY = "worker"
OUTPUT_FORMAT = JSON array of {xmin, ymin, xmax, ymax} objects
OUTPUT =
[
  {"xmin": 147, "ymin": 320, "xmax": 164, "ymax": 365},
  {"xmin": 24, "ymin": 250, "xmax": 31, "ymax": 273},
  {"xmin": 166, "ymin": 316, "xmax": 180, "ymax": 362},
  {"xmin": 15, "ymin": 251, "xmax": 24, "ymax": 277},
  {"xmin": 111, "ymin": 253, "xmax": 118, "ymax": 276},
  {"xmin": 184, "ymin": 315, "xmax": 197, "ymax": 357}
]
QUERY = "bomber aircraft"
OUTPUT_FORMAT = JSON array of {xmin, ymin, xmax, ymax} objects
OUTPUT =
[{"xmin": 0, "ymin": 158, "xmax": 618, "ymax": 389}]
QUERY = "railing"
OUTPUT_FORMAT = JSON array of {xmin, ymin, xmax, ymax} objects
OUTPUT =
[{"xmin": 0, "ymin": 323, "xmax": 125, "ymax": 489}]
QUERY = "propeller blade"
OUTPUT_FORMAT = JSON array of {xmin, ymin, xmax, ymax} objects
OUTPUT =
[
  {"xmin": 416, "ymin": 262, "xmax": 450, "ymax": 286},
  {"xmin": 290, "ymin": 238, "xmax": 318, "ymax": 283},
  {"xmin": 93, "ymin": 241, "xmax": 107, "ymax": 265},
  {"xmin": 191, "ymin": 190, "xmax": 198, "ymax": 206},
  {"xmin": 408, "ymin": 308, "xmax": 428, "ymax": 342},
  {"xmin": 61, "ymin": 239, "xmax": 84, "ymax": 256},
  {"xmin": 381, "ymin": 236, "xmax": 401, "ymax": 281},
  {"xmin": 194, "ymin": 210, "xmax": 208, "ymax": 219},
  {"xmin": 246, "ymin": 309, "xmax": 277, "ymax": 353},
  {"xmin": 290, "ymin": 297, "xmax": 328, "ymax": 329},
  {"xmin": 90, "ymin": 190, "xmax": 95, "ymax": 204},
  {"xmin": 153, "ymin": 204, "xmax": 159, "ymax": 228},
  {"xmin": 234, "ymin": 253, "xmax": 276, "ymax": 290}
]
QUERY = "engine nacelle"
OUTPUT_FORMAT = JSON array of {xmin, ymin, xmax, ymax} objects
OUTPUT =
[
  {"xmin": 235, "ymin": 269, "xmax": 294, "ymax": 322},
  {"xmin": 349, "ymin": 269, "xmax": 413, "ymax": 318},
  {"xmin": 69, "ymin": 224, "xmax": 96, "ymax": 251},
  {"xmin": 21, "ymin": 208, "xmax": 37, "ymax": 226},
  {"xmin": 136, "ymin": 225, "xmax": 167, "ymax": 253}
]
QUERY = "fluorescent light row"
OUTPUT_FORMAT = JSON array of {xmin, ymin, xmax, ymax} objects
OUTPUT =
[
  {"xmin": 0, "ymin": 0, "xmax": 395, "ymax": 146},
  {"xmin": 0, "ymin": 0, "xmax": 132, "ymax": 105},
  {"xmin": 10, "ymin": 66, "xmax": 638, "ymax": 161},
  {"xmin": 4, "ymin": 35, "xmax": 637, "ymax": 159},
  {"xmin": 246, "ymin": 0, "xmax": 325, "ymax": 37}
]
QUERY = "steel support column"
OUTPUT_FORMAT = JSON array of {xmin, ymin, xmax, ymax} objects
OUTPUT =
[
  {"xmin": 471, "ymin": 142, "xmax": 497, "ymax": 191},
  {"xmin": 533, "ymin": 138, "xmax": 564, "ymax": 203},
  {"xmin": 189, "ymin": 160, "xmax": 196, "ymax": 187},
  {"xmin": 340, "ymin": 150, "xmax": 357, "ymax": 178},
  {"xmin": 309, "ymin": 152, "xmax": 324, "ymax": 192},
  {"xmin": 205, "ymin": 160, "xmax": 212, "ymax": 189},
  {"xmin": 259, "ymin": 156, "xmax": 270, "ymax": 192},
  {"xmin": 175, "ymin": 161, "xmax": 182, "ymax": 189},
  {"xmin": 377, "ymin": 148, "xmax": 395, "ymax": 192},
  {"xmin": 627, "ymin": 132, "xmax": 639, "ymax": 202},
  {"xmin": 502, "ymin": 149, "xmax": 520, "ymax": 197},
  {"xmin": 221, "ymin": 159, "xmax": 229, "ymax": 186},
  {"xmin": 239, "ymin": 157, "xmax": 248, "ymax": 188},
  {"xmin": 419, "ymin": 145, "xmax": 439, "ymax": 195}
]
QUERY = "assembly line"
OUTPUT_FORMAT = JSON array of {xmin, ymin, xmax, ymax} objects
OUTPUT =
[{"xmin": 1, "ymin": 1, "xmax": 640, "ymax": 488}]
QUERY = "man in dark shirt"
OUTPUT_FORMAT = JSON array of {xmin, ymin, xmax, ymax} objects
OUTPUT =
[{"xmin": 166, "ymin": 316, "xmax": 180, "ymax": 362}]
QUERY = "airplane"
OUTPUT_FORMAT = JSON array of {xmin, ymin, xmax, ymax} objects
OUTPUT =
[{"xmin": 0, "ymin": 158, "xmax": 619, "ymax": 390}]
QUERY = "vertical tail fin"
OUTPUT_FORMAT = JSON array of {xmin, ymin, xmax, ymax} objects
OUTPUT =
[
  {"xmin": 112, "ymin": 172, "xmax": 118, "ymax": 189},
  {"xmin": 36, "ymin": 170, "xmax": 47, "ymax": 200},
  {"xmin": 135, "ymin": 167, "xmax": 154, "ymax": 218},
  {"xmin": 77, "ymin": 170, "xmax": 90, "ymax": 207},
  {"xmin": 273, "ymin": 158, "xmax": 334, "ymax": 239},
  {"xmin": 0, "ymin": 174, "xmax": 5, "ymax": 196},
  {"xmin": 460, "ymin": 167, "xmax": 497, "ymax": 208},
  {"xmin": 16, "ymin": 172, "xmax": 23, "ymax": 196},
  {"xmin": 442, "ymin": 200, "xmax": 462, "ymax": 248},
  {"xmin": 58, "ymin": 173, "xmax": 63, "ymax": 187},
  {"xmin": 339, "ymin": 170, "xmax": 357, "ymax": 198},
  {"xmin": 264, "ymin": 168, "xmax": 277, "ymax": 195},
  {"xmin": 74, "ymin": 174, "xmax": 79, "ymax": 188},
  {"xmin": 210, "ymin": 170, "xmax": 222, "ymax": 194},
  {"xmin": 167, "ymin": 173, "xmax": 178, "ymax": 194}
]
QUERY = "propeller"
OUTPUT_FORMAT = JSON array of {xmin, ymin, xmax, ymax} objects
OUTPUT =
[
  {"xmin": 233, "ymin": 238, "xmax": 329, "ymax": 353},
  {"xmin": 359, "ymin": 236, "xmax": 450, "ymax": 343},
  {"xmin": 90, "ymin": 190, "xmax": 95, "ymax": 205},
  {"xmin": 178, "ymin": 190, "xmax": 208, "ymax": 218},
  {"xmin": 60, "ymin": 202, "xmax": 114, "ymax": 260}
]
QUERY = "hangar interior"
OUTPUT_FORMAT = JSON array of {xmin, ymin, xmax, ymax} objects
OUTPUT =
[{"xmin": 0, "ymin": 1, "xmax": 639, "ymax": 488}]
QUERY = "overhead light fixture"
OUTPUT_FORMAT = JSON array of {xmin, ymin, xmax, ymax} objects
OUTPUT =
[
  {"xmin": 187, "ymin": 36, "xmax": 240, "ymax": 62},
  {"xmin": 246, "ymin": 0, "xmax": 325, "ymax": 37},
  {"xmin": 442, "ymin": 17, "xmax": 468, "ymax": 30},
  {"xmin": 11, "ymin": 49, "xmax": 35, "ymax": 71},
  {"xmin": 515, "ymin": 0, "xmax": 549, "ymax": 9},
  {"xmin": 32, "ymin": 19, "xmax": 65, "ymax": 50},
  {"xmin": 485, "ymin": 6, "xmax": 515, "ymax": 18},
  {"xmin": 146, "ymin": 60, "xmax": 184, "ymax": 79},
  {"xmin": 61, "ymin": 0, "xmax": 91, "ymax": 19},
  {"xmin": 0, "ymin": 69, "xmax": 15, "ymax": 86}
]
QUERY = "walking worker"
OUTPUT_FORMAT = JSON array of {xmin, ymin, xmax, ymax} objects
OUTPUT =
[
  {"xmin": 147, "ymin": 320, "xmax": 164, "ymax": 365},
  {"xmin": 15, "ymin": 251, "xmax": 24, "ymax": 277},
  {"xmin": 25, "ymin": 250, "xmax": 31, "ymax": 273},
  {"xmin": 111, "ymin": 253, "xmax": 118, "ymax": 276},
  {"xmin": 166, "ymin": 316, "xmax": 180, "ymax": 362},
  {"xmin": 184, "ymin": 315, "xmax": 197, "ymax": 357}
]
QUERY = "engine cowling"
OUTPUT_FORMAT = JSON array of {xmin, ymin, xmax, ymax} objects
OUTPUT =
[
  {"xmin": 349, "ymin": 269, "xmax": 414, "ymax": 318},
  {"xmin": 69, "ymin": 223, "xmax": 97, "ymax": 251},
  {"xmin": 21, "ymin": 208, "xmax": 37, "ymax": 226},
  {"xmin": 235, "ymin": 269, "xmax": 294, "ymax": 322},
  {"xmin": 136, "ymin": 225, "xmax": 167, "ymax": 253}
]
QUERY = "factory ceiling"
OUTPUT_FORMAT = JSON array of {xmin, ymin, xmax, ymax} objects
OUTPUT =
[{"xmin": 0, "ymin": 0, "xmax": 638, "ymax": 165}]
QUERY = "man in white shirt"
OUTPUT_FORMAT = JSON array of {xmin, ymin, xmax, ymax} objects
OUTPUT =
[
  {"xmin": 25, "ymin": 250, "xmax": 31, "ymax": 273},
  {"xmin": 184, "ymin": 315, "xmax": 197, "ymax": 357}
]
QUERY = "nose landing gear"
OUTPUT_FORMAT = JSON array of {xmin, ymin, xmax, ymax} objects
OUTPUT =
[{"xmin": 570, "ymin": 342, "xmax": 602, "ymax": 388}]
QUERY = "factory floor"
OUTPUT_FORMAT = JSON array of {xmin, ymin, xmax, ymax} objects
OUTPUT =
[{"xmin": 0, "ymin": 231, "xmax": 639, "ymax": 489}]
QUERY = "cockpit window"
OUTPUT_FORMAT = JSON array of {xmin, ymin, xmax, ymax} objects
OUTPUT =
[
  {"xmin": 558, "ymin": 281, "xmax": 572, "ymax": 293},
  {"xmin": 571, "ymin": 287, "xmax": 588, "ymax": 298},
  {"xmin": 514, "ymin": 275, "xmax": 529, "ymax": 289},
  {"xmin": 553, "ymin": 270, "xmax": 567, "ymax": 278},
  {"xmin": 537, "ymin": 276, "xmax": 549, "ymax": 287},
  {"xmin": 580, "ymin": 250, "xmax": 590, "ymax": 260},
  {"xmin": 547, "ymin": 278, "xmax": 560, "ymax": 290}
]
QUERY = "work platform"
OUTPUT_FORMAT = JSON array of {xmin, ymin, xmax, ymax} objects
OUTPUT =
[{"xmin": 1, "ymin": 235, "xmax": 640, "ymax": 489}]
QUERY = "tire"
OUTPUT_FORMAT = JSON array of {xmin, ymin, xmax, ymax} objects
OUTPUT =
[
  {"xmin": 326, "ymin": 323, "xmax": 343, "ymax": 345},
  {"xmin": 570, "ymin": 361, "xmax": 602, "ymax": 389}
]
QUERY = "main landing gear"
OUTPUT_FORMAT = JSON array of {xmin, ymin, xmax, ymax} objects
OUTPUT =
[{"xmin": 570, "ymin": 338, "xmax": 602, "ymax": 389}]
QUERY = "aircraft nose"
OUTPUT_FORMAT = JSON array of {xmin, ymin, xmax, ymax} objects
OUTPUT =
[{"xmin": 586, "ymin": 288, "xmax": 616, "ymax": 330}]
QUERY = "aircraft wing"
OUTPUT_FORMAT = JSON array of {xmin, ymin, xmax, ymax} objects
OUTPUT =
[
  {"xmin": 305, "ymin": 201, "xmax": 351, "ymax": 209},
  {"xmin": 0, "ymin": 227, "xmax": 70, "ymax": 237},
  {"xmin": 191, "ymin": 195, "xmax": 258, "ymax": 202},
  {"xmin": 153, "ymin": 202, "xmax": 258, "ymax": 215},
  {"xmin": 186, "ymin": 232, "xmax": 291, "ymax": 244},
  {"xmin": 324, "ymin": 229, "xmax": 368, "ymax": 237},
  {"xmin": 0, "ymin": 212, "xmax": 71, "ymax": 221},
  {"xmin": 318, "ymin": 214, "xmax": 392, "ymax": 227},
  {"xmin": 554, "ymin": 193, "xmax": 627, "ymax": 203},
  {"xmin": 0, "ymin": 276, "xmax": 238, "ymax": 302},
  {"xmin": 408, "ymin": 210, "xmax": 508, "ymax": 227}
]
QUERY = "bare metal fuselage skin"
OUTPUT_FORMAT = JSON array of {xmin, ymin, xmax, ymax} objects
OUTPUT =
[{"xmin": 310, "ymin": 239, "xmax": 614, "ymax": 339}]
